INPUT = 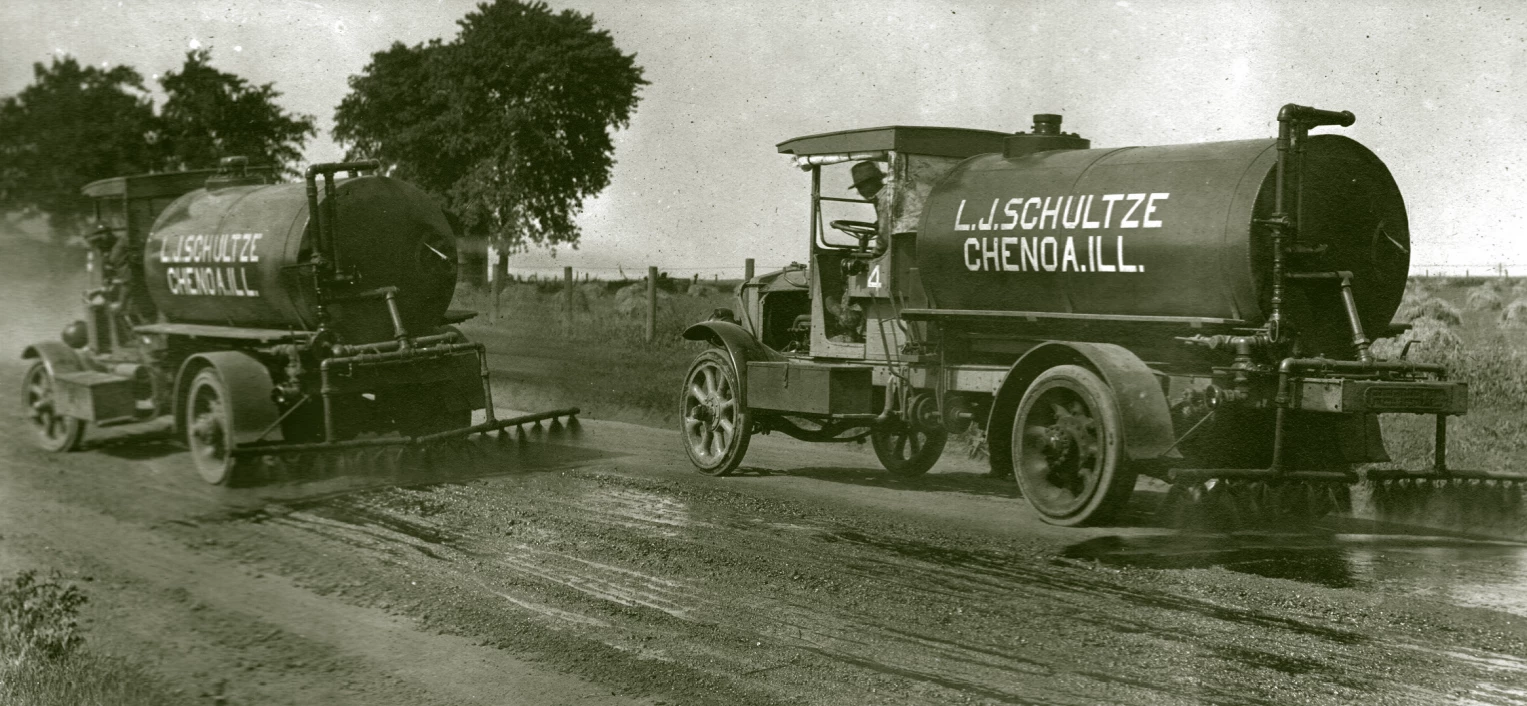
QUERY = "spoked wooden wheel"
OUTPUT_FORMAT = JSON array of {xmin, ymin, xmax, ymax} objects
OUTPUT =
[
  {"xmin": 871, "ymin": 423, "xmax": 947, "ymax": 477},
  {"xmin": 21, "ymin": 362, "xmax": 85, "ymax": 452},
  {"xmin": 680, "ymin": 349, "xmax": 752, "ymax": 476},
  {"xmin": 186, "ymin": 368, "xmax": 240, "ymax": 485},
  {"xmin": 1011, "ymin": 365, "xmax": 1135, "ymax": 526}
]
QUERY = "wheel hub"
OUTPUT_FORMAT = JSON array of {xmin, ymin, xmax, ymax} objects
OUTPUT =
[{"xmin": 191, "ymin": 412, "xmax": 224, "ymax": 449}]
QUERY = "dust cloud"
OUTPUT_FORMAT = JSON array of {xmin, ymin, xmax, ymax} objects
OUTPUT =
[{"xmin": 0, "ymin": 222, "xmax": 89, "ymax": 349}]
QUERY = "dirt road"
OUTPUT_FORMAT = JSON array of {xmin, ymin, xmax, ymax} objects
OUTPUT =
[{"xmin": 4, "ymin": 375, "xmax": 1527, "ymax": 704}]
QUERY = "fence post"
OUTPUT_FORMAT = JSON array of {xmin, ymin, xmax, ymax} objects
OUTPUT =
[
  {"xmin": 744, "ymin": 257, "xmax": 755, "ymax": 282},
  {"xmin": 647, "ymin": 266, "xmax": 659, "ymax": 342},
  {"xmin": 563, "ymin": 266, "xmax": 574, "ymax": 321}
]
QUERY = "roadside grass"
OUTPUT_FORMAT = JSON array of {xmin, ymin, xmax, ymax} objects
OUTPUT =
[
  {"xmin": 456, "ymin": 280, "xmax": 736, "ymax": 425},
  {"xmin": 1377, "ymin": 277, "xmax": 1527, "ymax": 473},
  {"xmin": 0, "ymin": 570, "xmax": 190, "ymax": 706},
  {"xmin": 0, "ymin": 650, "xmax": 193, "ymax": 706}
]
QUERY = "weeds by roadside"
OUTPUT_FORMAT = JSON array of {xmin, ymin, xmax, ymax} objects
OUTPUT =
[{"xmin": 0, "ymin": 570, "xmax": 190, "ymax": 706}]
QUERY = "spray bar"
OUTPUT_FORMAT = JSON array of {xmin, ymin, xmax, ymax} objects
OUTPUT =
[{"xmin": 229, "ymin": 407, "xmax": 580, "ymax": 457}]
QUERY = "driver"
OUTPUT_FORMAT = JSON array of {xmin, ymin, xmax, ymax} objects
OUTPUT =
[{"xmin": 848, "ymin": 161, "xmax": 885, "ymax": 214}]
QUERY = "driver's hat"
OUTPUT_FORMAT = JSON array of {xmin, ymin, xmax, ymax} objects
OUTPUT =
[{"xmin": 848, "ymin": 161, "xmax": 885, "ymax": 192}]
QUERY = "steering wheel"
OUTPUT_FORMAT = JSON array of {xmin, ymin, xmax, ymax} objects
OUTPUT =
[{"xmin": 830, "ymin": 219, "xmax": 878, "ymax": 243}]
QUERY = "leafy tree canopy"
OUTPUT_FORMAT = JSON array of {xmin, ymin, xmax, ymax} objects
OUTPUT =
[
  {"xmin": 157, "ymin": 49, "xmax": 315, "ymax": 178},
  {"xmin": 0, "ymin": 50, "xmax": 315, "ymax": 239},
  {"xmin": 0, "ymin": 57, "xmax": 158, "ymax": 234},
  {"xmin": 334, "ymin": 0, "xmax": 647, "ymax": 252}
]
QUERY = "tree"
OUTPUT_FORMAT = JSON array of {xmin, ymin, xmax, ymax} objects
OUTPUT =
[
  {"xmin": 334, "ymin": 0, "xmax": 647, "ymax": 254},
  {"xmin": 0, "ymin": 57, "xmax": 158, "ymax": 236},
  {"xmin": 157, "ymin": 49, "xmax": 316, "ymax": 177}
]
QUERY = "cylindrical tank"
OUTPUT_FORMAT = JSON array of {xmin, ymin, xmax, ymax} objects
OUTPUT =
[
  {"xmin": 144, "ymin": 176, "xmax": 459, "ymax": 343},
  {"xmin": 915, "ymin": 135, "xmax": 1410, "ymax": 356}
]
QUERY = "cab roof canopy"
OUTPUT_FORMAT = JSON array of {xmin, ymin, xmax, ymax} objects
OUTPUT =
[
  {"xmin": 81, "ymin": 170, "xmax": 219, "ymax": 201},
  {"xmin": 776, "ymin": 126, "xmax": 1010, "ymax": 159}
]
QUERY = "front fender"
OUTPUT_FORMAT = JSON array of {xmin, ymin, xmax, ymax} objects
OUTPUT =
[
  {"xmin": 682, "ymin": 321, "xmax": 784, "ymax": 407},
  {"xmin": 22, "ymin": 341, "xmax": 87, "ymax": 378}
]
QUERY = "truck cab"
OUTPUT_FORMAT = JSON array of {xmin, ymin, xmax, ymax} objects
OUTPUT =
[{"xmin": 753, "ymin": 127, "xmax": 1009, "ymax": 360}]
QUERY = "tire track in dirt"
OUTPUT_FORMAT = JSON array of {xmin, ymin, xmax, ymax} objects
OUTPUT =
[{"xmin": 223, "ymin": 467, "xmax": 1527, "ymax": 706}]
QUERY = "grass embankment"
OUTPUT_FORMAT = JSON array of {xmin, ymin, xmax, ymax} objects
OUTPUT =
[
  {"xmin": 0, "ymin": 570, "xmax": 190, "ymax": 706},
  {"xmin": 458, "ymin": 276, "xmax": 1527, "ymax": 472},
  {"xmin": 455, "ymin": 279, "xmax": 735, "ymax": 427},
  {"xmin": 1378, "ymin": 277, "xmax": 1527, "ymax": 473}
]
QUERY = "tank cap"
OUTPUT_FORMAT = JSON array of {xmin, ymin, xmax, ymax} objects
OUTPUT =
[
  {"xmin": 205, "ymin": 155, "xmax": 270, "ymax": 189},
  {"xmin": 1032, "ymin": 114, "xmax": 1064, "ymax": 135}
]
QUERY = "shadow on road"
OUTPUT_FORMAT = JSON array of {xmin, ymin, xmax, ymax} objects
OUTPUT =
[{"xmin": 772, "ymin": 466, "xmax": 1024, "ymax": 500}]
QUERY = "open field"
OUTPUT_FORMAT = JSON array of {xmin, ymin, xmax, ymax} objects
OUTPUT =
[
  {"xmin": 1380, "ymin": 277, "xmax": 1527, "ymax": 473},
  {"xmin": 455, "ymin": 278, "xmax": 737, "ymax": 427}
]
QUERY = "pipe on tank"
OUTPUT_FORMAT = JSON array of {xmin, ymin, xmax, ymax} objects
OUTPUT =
[
  {"xmin": 1266, "ymin": 104, "xmax": 1356, "ymax": 343},
  {"xmin": 303, "ymin": 160, "xmax": 381, "ymax": 272}
]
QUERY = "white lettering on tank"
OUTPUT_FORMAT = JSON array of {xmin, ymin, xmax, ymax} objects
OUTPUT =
[
  {"xmin": 1020, "ymin": 197, "xmax": 1041, "ymax": 230},
  {"xmin": 1117, "ymin": 236, "xmax": 1141, "ymax": 273},
  {"xmin": 964, "ymin": 238, "xmax": 981, "ymax": 271},
  {"xmin": 1039, "ymin": 237, "xmax": 1058, "ymax": 272},
  {"xmin": 1095, "ymin": 235, "xmax": 1117, "ymax": 272},
  {"xmin": 1061, "ymin": 196, "xmax": 1082, "ymax": 229},
  {"xmin": 977, "ymin": 198, "xmax": 999, "ymax": 231},
  {"xmin": 954, "ymin": 200, "xmax": 972, "ymax": 231},
  {"xmin": 1081, "ymin": 195, "xmax": 1100, "ymax": 229},
  {"xmin": 982, "ymin": 237, "xmax": 1001, "ymax": 272},
  {"xmin": 1062, "ymin": 237, "xmax": 1080, "ymax": 272},
  {"xmin": 1120, "ymin": 193, "xmax": 1147, "ymax": 228},
  {"xmin": 1143, "ymin": 193, "xmax": 1169, "ymax": 228},
  {"xmin": 1100, "ymin": 194, "xmax": 1124, "ymax": 228},
  {"xmin": 1001, "ymin": 198, "xmax": 1021, "ymax": 231},
  {"xmin": 1000, "ymin": 237, "xmax": 1019, "ymax": 271},
  {"xmin": 1020, "ymin": 237, "xmax": 1040, "ymax": 271},
  {"xmin": 1039, "ymin": 197, "xmax": 1061, "ymax": 230}
]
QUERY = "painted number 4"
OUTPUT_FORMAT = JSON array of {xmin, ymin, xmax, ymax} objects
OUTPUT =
[{"xmin": 867, "ymin": 265, "xmax": 882, "ymax": 289}]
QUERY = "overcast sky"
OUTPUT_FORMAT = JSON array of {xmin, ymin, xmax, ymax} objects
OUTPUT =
[{"xmin": 3, "ymin": 0, "xmax": 1524, "ymax": 276}]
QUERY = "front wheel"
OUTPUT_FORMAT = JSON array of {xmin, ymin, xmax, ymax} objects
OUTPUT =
[
  {"xmin": 680, "ymin": 349, "xmax": 752, "ymax": 476},
  {"xmin": 1011, "ymin": 365, "xmax": 1135, "ymax": 526},
  {"xmin": 871, "ymin": 424, "xmax": 947, "ymax": 477},
  {"xmin": 21, "ymin": 362, "xmax": 85, "ymax": 452}
]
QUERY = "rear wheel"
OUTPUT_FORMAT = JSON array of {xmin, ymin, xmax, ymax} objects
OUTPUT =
[
  {"xmin": 21, "ymin": 362, "xmax": 85, "ymax": 452},
  {"xmin": 185, "ymin": 368, "xmax": 241, "ymax": 485},
  {"xmin": 680, "ymin": 349, "xmax": 751, "ymax": 476},
  {"xmin": 1011, "ymin": 365, "xmax": 1135, "ymax": 526},
  {"xmin": 871, "ymin": 423, "xmax": 947, "ymax": 477}
]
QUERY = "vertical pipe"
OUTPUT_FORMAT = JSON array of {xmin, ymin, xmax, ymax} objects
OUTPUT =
[
  {"xmin": 322, "ymin": 173, "xmax": 339, "ymax": 269},
  {"xmin": 1338, "ymin": 276, "xmax": 1372, "ymax": 363},
  {"xmin": 477, "ymin": 344, "xmax": 497, "ymax": 425},
  {"xmin": 810, "ymin": 167, "xmax": 821, "ymax": 251},
  {"xmin": 383, "ymin": 289, "xmax": 409, "ymax": 345},
  {"xmin": 564, "ymin": 266, "xmax": 574, "ymax": 322},
  {"xmin": 321, "ymin": 367, "xmax": 337, "ymax": 443},
  {"xmin": 1270, "ymin": 406, "xmax": 1289, "ymax": 475},
  {"xmin": 647, "ymin": 266, "xmax": 658, "ymax": 342},
  {"xmin": 1433, "ymin": 415, "xmax": 1448, "ymax": 474},
  {"xmin": 745, "ymin": 258, "xmax": 755, "ymax": 281}
]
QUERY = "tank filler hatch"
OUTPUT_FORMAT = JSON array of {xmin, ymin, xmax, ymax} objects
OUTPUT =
[{"xmin": 1003, "ymin": 114, "xmax": 1091, "ymax": 159}]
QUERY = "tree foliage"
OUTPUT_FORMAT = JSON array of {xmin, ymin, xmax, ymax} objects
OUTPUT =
[
  {"xmin": 157, "ymin": 49, "xmax": 316, "ymax": 178},
  {"xmin": 0, "ymin": 50, "xmax": 314, "ymax": 239},
  {"xmin": 334, "ymin": 0, "xmax": 647, "ymax": 252},
  {"xmin": 0, "ymin": 57, "xmax": 158, "ymax": 234}
]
